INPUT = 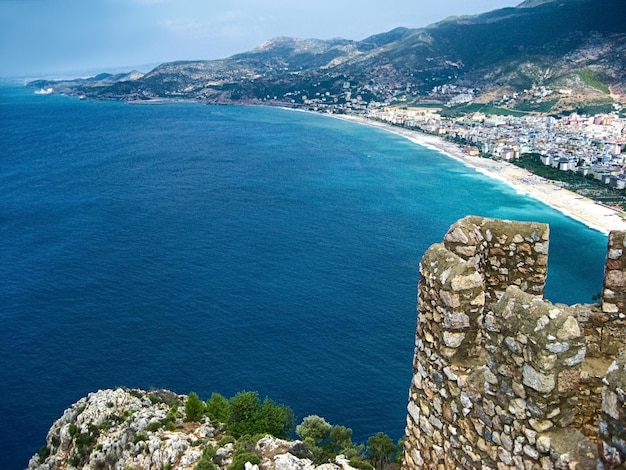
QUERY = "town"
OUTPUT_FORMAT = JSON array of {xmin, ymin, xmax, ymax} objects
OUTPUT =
[
  {"xmin": 369, "ymin": 107, "xmax": 625, "ymax": 177},
  {"xmin": 364, "ymin": 104, "xmax": 626, "ymax": 202}
]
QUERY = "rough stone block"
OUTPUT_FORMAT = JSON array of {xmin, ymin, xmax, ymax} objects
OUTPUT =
[{"xmin": 523, "ymin": 365, "xmax": 555, "ymax": 394}]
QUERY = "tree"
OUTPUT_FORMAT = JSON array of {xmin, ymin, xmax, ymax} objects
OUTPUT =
[
  {"xmin": 228, "ymin": 391, "xmax": 261, "ymax": 437},
  {"xmin": 329, "ymin": 425, "xmax": 353, "ymax": 450},
  {"xmin": 257, "ymin": 397, "xmax": 295, "ymax": 438},
  {"xmin": 206, "ymin": 392, "xmax": 231, "ymax": 425},
  {"xmin": 367, "ymin": 433, "xmax": 398, "ymax": 470},
  {"xmin": 296, "ymin": 415, "xmax": 332, "ymax": 442},
  {"xmin": 228, "ymin": 391, "xmax": 294, "ymax": 439},
  {"xmin": 185, "ymin": 392, "xmax": 206, "ymax": 422}
]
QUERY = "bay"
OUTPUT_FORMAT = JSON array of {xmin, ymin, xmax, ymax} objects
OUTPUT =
[{"xmin": 0, "ymin": 85, "xmax": 607, "ymax": 469}]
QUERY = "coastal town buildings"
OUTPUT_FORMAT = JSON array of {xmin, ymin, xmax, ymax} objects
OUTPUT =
[{"xmin": 368, "ymin": 107, "xmax": 626, "ymax": 189}]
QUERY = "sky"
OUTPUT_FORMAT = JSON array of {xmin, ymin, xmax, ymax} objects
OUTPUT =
[{"xmin": 0, "ymin": 0, "xmax": 522, "ymax": 78}]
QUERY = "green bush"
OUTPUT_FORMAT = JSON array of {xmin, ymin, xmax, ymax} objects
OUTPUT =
[
  {"xmin": 233, "ymin": 434, "xmax": 266, "ymax": 454},
  {"xmin": 185, "ymin": 392, "xmax": 206, "ymax": 422},
  {"xmin": 132, "ymin": 433, "xmax": 148, "ymax": 445},
  {"xmin": 194, "ymin": 445, "xmax": 218, "ymax": 470},
  {"xmin": 194, "ymin": 458, "xmax": 218, "ymax": 470},
  {"xmin": 296, "ymin": 415, "xmax": 332, "ymax": 442},
  {"xmin": 206, "ymin": 393, "xmax": 231, "ymax": 425},
  {"xmin": 218, "ymin": 435, "xmax": 236, "ymax": 446},
  {"xmin": 69, "ymin": 424, "xmax": 100, "ymax": 468},
  {"xmin": 228, "ymin": 392, "xmax": 294, "ymax": 439},
  {"xmin": 329, "ymin": 425, "xmax": 352, "ymax": 449},
  {"xmin": 226, "ymin": 452, "xmax": 261, "ymax": 470},
  {"xmin": 202, "ymin": 444, "xmax": 217, "ymax": 460},
  {"xmin": 128, "ymin": 389, "xmax": 144, "ymax": 399},
  {"xmin": 148, "ymin": 421, "xmax": 162, "ymax": 432},
  {"xmin": 349, "ymin": 458, "xmax": 375, "ymax": 470},
  {"xmin": 295, "ymin": 417, "xmax": 356, "ymax": 464},
  {"xmin": 367, "ymin": 433, "xmax": 398, "ymax": 470},
  {"xmin": 37, "ymin": 446, "xmax": 50, "ymax": 464},
  {"xmin": 164, "ymin": 401, "xmax": 181, "ymax": 430}
]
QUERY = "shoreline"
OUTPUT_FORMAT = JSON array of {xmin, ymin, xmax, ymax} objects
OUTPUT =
[{"xmin": 335, "ymin": 114, "xmax": 626, "ymax": 236}]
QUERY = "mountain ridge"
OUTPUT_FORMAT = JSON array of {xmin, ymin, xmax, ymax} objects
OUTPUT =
[{"xmin": 28, "ymin": 0, "xmax": 626, "ymax": 114}]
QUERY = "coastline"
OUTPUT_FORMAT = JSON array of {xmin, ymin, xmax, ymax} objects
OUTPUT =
[{"xmin": 336, "ymin": 114, "xmax": 626, "ymax": 236}]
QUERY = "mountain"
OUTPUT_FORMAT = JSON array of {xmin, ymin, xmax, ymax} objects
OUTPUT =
[{"xmin": 29, "ymin": 0, "xmax": 626, "ymax": 114}]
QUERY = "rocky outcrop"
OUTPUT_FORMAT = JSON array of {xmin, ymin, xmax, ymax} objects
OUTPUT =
[{"xmin": 28, "ymin": 388, "xmax": 359, "ymax": 470}]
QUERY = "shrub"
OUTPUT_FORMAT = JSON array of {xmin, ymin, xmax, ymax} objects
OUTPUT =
[
  {"xmin": 149, "ymin": 389, "xmax": 180, "ymax": 406},
  {"xmin": 228, "ymin": 392, "xmax": 294, "ymax": 439},
  {"xmin": 37, "ymin": 446, "xmax": 50, "ymax": 464},
  {"xmin": 69, "ymin": 455, "xmax": 81, "ymax": 467},
  {"xmin": 201, "ymin": 444, "xmax": 217, "ymax": 460},
  {"xmin": 367, "ymin": 433, "xmax": 398, "ymax": 470},
  {"xmin": 296, "ymin": 415, "xmax": 332, "ymax": 442},
  {"xmin": 295, "ymin": 417, "xmax": 356, "ymax": 464},
  {"xmin": 218, "ymin": 435, "xmax": 236, "ymax": 446},
  {"xmin": 228, "ymin": 392, "xmax": 260, "ymax": 436},
  {"xmin": 148, "ymin": 421, "xmax": 162, "ymax": 432},
  {"xmin": 165, "ymin": 401, "xmax": 181, "ymax": 429},
  {"xmin": 128, "ymin": 389, "xmax": 144, "ymax": 399},
  {"xmin": 226, "ymin": 452, "xmax": 261, "ymax": 470},
  {"xmin": 70, "ymin": 424, "xmax": 100, "ymax": 468},
  {"xmin": 329, "ymin": 425, "xmax": 352, "ymax": 449},
  {"xmin": 194, "ymin": 445, "xmax": 218, "ymax": 470},
  {"xmin": 185, "ymin": 392, "xmax": 206, "ymax": 422},
  {"xmin": 234, "ymin": 434, "xmax": 265, "ymax": 454},
  {"xmin": 349, "ymin": 457, "xmax": 375, "ymax": 470},
  {"xmin": 206, "ymin": 393, "xmax": 231, "ymax": 425},
  {"xmin": 256, "ymin": 397, "xmax": 295, "ymax": 438},
  {"xmin": 132, "ymin": 433, "xmax": 149, "ymax": 445},
  {"xmin": 195, "ymin": 459, "xmax": 218, "ymax": 470}
]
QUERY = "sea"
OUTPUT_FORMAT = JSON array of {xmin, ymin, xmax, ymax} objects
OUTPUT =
[{"xmin": 0, "ymin": 83, "xmax": 609, "ymax": 469}]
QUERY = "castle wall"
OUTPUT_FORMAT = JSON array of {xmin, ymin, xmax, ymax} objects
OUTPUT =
[
  {"xmin": 598, "ymin": 350, "xmax": 626, "ymax": 467},
  {"xmin": 403, "ymin": 216, "xmax": 626, "ymax": 470},
  {"xmin": 441, "ymin": 216, "xmax": 549, "ymax": 303}
]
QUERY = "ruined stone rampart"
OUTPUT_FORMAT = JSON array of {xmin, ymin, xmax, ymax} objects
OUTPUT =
[{"xmin": 403, "ymin": 216, "xmax": 626, "ymax": 469}]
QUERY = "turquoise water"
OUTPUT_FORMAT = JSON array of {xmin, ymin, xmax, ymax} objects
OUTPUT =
[{"xmin": 0, "ymin": 85, "xmax": 607, "ymax": 469}]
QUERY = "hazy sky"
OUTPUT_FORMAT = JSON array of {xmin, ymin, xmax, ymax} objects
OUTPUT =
[{"xmin": 1, "ymin": 0, "xmax": 522, "ymax": 78}]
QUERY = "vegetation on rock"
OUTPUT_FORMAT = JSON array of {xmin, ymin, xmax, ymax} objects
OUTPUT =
[{"xmin": 29, "ymin": 387, "xmax": 401, "ymax": 470}]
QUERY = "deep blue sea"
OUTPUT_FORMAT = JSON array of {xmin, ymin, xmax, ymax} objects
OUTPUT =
[{"xmin": 0, "ymin": 83, "xmax": 608, "ymax": 469}]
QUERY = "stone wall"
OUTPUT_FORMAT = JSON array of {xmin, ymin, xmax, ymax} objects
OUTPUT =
[{"xmin": 403, "ymin": 216, "xmax": 626, "ymax": 470}]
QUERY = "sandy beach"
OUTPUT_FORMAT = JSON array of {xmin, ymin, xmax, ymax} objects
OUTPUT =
[{"xmin": 337, "ymin": 114, "xmax": 626, "ymax": 235}]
